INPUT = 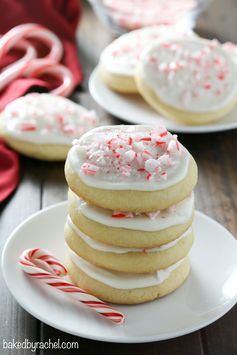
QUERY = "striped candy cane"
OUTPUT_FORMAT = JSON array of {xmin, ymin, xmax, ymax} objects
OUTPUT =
[
  {"xmin": 25, "ymin": 60, "xmax": 74, "ymax": 97},
  {"xmin": 0, "ymin": 38, "xmax": 36, "ymax": 91},
  {"xmin": 0, "ymin": 23, "xmax": 74, "ymax": 96},
  {"xmin": 19, "ymin": 248, "xmax": 125, "ymax": 324},
  {"xmin": 0, "ymin": 23, "xmax": 63, "ymax": 62}
]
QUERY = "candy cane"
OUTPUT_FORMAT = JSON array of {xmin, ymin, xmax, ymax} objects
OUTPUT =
[
  {"xmin": 19, "ymin": 248, "xmax": 125, "ymax": 324},
  {"xmin": 0, "ymin": 38, "xmax": 36, "ymax": 91},
  {"xmin": 0, "ymin": 23, "xmax": 74, "ymax": 95},
  {"xmin": 0, "ymin": 23, "xmax": 63, "ymax": 62},
  {"xmin": 25, "ymin": 60, "xmax": 74, "ymax": 96}
]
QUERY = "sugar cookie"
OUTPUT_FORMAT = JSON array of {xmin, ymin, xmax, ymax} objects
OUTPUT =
[
  {"xmin": 65, "ymin": 125, "xmax": 198, "ymax": 212},
  {"xmin": 66, "ymin": 250, "xmax": 190, "ymax": 304},
  {"xmin": 68, "ymin": 188, "xmax": 194, "ymax": 248},
  {"xmin": 0, "ymin": 93, "xmax": 98, "ymax": 160},
  {"xmin": 136, "ymin": 38, "xmax": 237, "ymax": 124},
  {"xmin": 99, "ymin": 26, "xmax": 195, "ymax": 93},
  {"xmin": 65, "ymin": 216, "xmax": 194, "ymax": 273}
]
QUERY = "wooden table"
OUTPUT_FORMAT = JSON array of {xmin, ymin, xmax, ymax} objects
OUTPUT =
[{"xmin": 1, "ymin": 1, "xmax": 237, "ymax": 354}]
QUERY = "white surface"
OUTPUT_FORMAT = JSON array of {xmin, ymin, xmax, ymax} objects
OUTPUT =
[
  {"xmin": 2, "ymin": 202, "xmax": 237, "ymax": 343},
  {"xmin": 89, "ymin": 68, "xmax": 237, "ymax": 133}
]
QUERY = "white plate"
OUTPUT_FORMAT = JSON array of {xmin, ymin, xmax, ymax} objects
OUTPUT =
[
  {"xmin": 89, "ymin": 68, "xmax": 237, "ymax": 133},
  {"xmin": 2, "ymin": 202, "xmax": 237, "ymax": 343}
]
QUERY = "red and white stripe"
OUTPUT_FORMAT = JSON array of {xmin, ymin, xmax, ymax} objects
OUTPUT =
[
  {"xmin": 0, "ymin": 23, "xmax": 74, "ymax": 96},
  {"xmin": 0, "ymin": 38, "xmax": 36, "ymax": 91},
  {"xmin": 0, "ymin": 23, "xmax": 63, "ymax": 62},
  {"xmin": 24, "ymin": 60, "xmax": 74, "ymax": 97},
  {"xmin": 19, "ymin": 248, "xmax": 125, "ymax": 324}
]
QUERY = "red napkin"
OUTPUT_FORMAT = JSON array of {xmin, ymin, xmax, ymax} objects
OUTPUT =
[
  {"xmin": 0, "ymin": 139, "xmax": 19, "ymax": 202},
  {"xmin": 0, "ymin": 0, "xmax": 83, "ymax": 109},
  {"xmin": 0, "ymin": 0, "xmax": 83, "ymax": 202}
]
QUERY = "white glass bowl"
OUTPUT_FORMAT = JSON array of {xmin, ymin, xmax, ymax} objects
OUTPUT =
[{"xmin": 89, "ymin": 0, "xmax": 211, "ymax": 34}]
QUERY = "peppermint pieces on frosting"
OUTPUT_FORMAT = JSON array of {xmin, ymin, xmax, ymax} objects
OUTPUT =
[
  {"xmin": 139, "ymin": 38, "xmax": 237, "ymax": 112},
  {"xmin": 77, "ymin": 126, "xmax": 180, "ymax": 181},
  {"xmin": 2, "ymin": 93, "xmax": 99, "ymax": 145},
  {"xmin": 69, "ymin": 125, "xmax": 190, "ymax": 191},
  {"xmin": 110, "ymin": 193, "xmax": 193, "ymax": 225},
  {"xmin": 100, "ymin": 25, "xmax": 195, "ymax": 77}
]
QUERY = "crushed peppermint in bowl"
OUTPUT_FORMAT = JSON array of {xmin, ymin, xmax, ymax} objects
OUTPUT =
[{"xmin": 89, "ymin": 0, "xmax": 210, "ymax": 34}]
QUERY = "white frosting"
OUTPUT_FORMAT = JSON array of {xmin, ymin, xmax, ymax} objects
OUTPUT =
[
  {"xmin": 74, "ymin": 192, "xmax": 194, "ymax": 231},
  {"xmin": 69, "ymin": 125, "xmax": 190, "ymax": 191},
  {"xmin": 100, "ymin": 25, "xmax": 195, "ymax": 76},
  {"xmin": 67, "ymin": 216, "xmax": 192, "ymax": 253},
  {"xmin": 222, "ymin": 41, "xmax": 237, "ymax": 64},
  {"xmin": 204, "ymin": 39, "xmax": 237, "ymax": 65},
  {"xmin": 139, "ymin": 38, "xmax": 237, "ymax": 112},
  {"xmin": 2, "ymin": 93, "xmax": 98, "ymax": 144},
  {"xmin": 68, "ymin": 246, "xmax": 185, "ymax": 289}
]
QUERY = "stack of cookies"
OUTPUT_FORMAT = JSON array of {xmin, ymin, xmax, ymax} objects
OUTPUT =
[{"xmin": 64, "ymin": 125, "xmax": 198, "ymax": 304}]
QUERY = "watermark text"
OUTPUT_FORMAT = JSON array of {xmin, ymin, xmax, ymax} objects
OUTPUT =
[{"xmin": 2, "ymin": 338, "xmax": 79, "ymax": 352}]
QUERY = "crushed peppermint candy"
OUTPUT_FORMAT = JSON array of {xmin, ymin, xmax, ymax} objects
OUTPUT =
[
  {"xmin": 111, "ymin": 209, "xmax": 162, "ymax": 220},
  {"xmin": 147, "ymin": 210, "xmax": 161, "ymax": 219},
  {"xmin": 75, "ymin": 125, "xmax": 184, "ymax": 183},
  {"xmin": 112, "ymin": 211, "xmax": 134, "ymax": 218},
  {"xmin": 110, "ymin": 199, "xmax": 183, "ymax": 220},
  {"xmin": 80, "ymin": 163, "xmax": 99, "ymax": 176},
  {"xmin": 3, "ymin": 93, "xmax": 99, "ymax": 144},
  {"xmin": 142, "ymin": 38, "xmax": 237, "ymax": 112},
  {"xmin": 20, "ymin": 122, "xmax": 37, "ymax": 132},
  {"xmin": 100, "ymin": 25, "xmax": 195, "ymax": 77},
  {"xmin": 103, "ymin": 0, "xmax": 197, "ymax": 30}
]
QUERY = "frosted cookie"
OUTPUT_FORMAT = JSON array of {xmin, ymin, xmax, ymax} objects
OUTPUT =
[
  {"xmin": 68, "ymin": 189, "xmax": 194, "ymax": 248},
  {"xmin": 99, "ymin": 25, "xmax": 195, "ymax": 93},
  {"xmin": 136, "ymin": 38, "xmax": 237, "ymax": 125},
  {"xmin": 65, "ymin": 215, "xmax": 194, "ymax": 273},
  {"xmin": 0, "ymin": 93, "xmax": 98, "ymax": 161},
  {"xmin": 205, "ymin": 39, "xmax": 237, "ymax": 65},
  {"xmin": 222, "ymin": 41, "xmax": 237, "ymax": 64},
  {"xmin": 65, "ymin": 125, "xmax": 198, "ymax": 212},
  {"xmin": 66, "ymin": 250, "xmax": 190, "ymax": 304}
]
